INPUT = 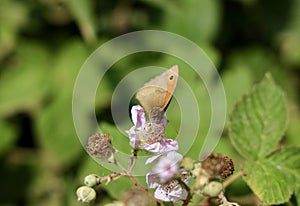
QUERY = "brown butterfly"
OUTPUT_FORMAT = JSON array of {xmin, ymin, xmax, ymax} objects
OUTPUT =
[{"xmin": 136, "ymin": 65, "xmax": 178, "ymax": 122}]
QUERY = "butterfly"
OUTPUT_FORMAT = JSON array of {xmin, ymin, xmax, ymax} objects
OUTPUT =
[{"xmin": 136, "ymin": 65, "xmax": 178, "ymax": 123}]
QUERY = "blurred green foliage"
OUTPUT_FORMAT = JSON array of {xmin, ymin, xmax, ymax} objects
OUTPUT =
[{"xmin": 0, "ymin": 0, "xmax": 300, "ymax": 205}]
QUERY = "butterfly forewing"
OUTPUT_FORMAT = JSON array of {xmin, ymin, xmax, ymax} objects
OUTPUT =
[{"xmin": 136, "ymin": 65, "xmax": 179, "ymax": 114}]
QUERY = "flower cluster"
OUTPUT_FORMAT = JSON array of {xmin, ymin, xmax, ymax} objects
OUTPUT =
[
  {"xmin": 126, "ymin": 105, "xmax": 178, "ymax": 153},
  {"xmin": 126, "ymin": 105, "xmax": 190, "ymax": 202},
  {"xmin": 79, "ymin": 106, "xmax": 236, "ymax": 205}
]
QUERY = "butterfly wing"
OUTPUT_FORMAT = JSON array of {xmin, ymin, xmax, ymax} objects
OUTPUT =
[{"xmin": 136, "ymin": 65, "xmax": 178, "ymax": 114}]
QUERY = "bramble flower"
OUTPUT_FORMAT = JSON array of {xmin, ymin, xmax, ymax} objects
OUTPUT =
[
  {"xmin": 143, "ymin": 138, "xmax": 178, "ymax": 159},
  {"xmin": 126, "ymin": 105, "xmax": 178, "ymax": 154},
  {"xmin": 149, "ymin": 151, "xmax": 183, "ymax": 183},
  {"xmin": 154, "ymin": 179, "xmax": 188, "ymax": 202},
  {"xmin": 147, "ymin": 169, "xmax": 191, "ymax": 202},
  {"xmin": 127, "ymin": 105, "xmax": 189, "ymax": 202}
]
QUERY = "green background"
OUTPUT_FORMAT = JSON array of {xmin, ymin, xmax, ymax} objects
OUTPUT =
[{"xmin": 0, "ymin": 0, "xmax": 300, "ymax": 205}]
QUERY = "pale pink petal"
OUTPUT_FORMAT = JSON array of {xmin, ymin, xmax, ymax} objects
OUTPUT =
[
  {"xmin": 166, "ymin": 185, "xmax": 188, "ymax": 202},
  {"xmin": 145, "ymin": 155, "xmax": 160, "ymax": 165},
  {"xmin": 158, "ymin": 138, "xmax": 179, "ymax": 154},
  {"xmin": 131, "ymin": 105, "xmax": 146, "ymax": 129},
  {"xmin": 154, "ymin": 182, "xmax": 188, "ymax": 202},
  {"xmin": 142, "ymin": 138, "xmax": 178, "ymax": 155},
  {"xmin": 165, "ymin": 151, "xmax": 183, "ymax": 162},
  {"xmin": 141, "ymin": 142, "xmax": 162, "ymax": 154},
  {"xmin": 155, "ymin": 162, "xmax": 178, "ymax": 183},
  {"xmin": 146, "ymin": 172, "xmax": 160, "ymax": 189},
  {"xmin": 125, "ymin": 126, "xmax": 140, "ymax": 147},
  {"xmin": 152, "ymin": 151, "xmax": 183, "ymax": 183}
]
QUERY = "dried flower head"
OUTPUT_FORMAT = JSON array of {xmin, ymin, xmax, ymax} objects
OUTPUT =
[
  {"xmin": 86, "ymin": 134, "xmax": 115, "ymax": 162},
  {"xmin": 200, "ymin": 153, "xmax": 234, "ymax": 179},
  {"xmin": 139, "ymin": 122, "xmax": 164, "ymax": 144},
  {"xmin": 126, "ymin": 105, "xmax": 178, "ymax": 154}
]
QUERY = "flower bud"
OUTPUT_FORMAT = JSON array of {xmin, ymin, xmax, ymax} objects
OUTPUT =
[
  {"xmin": 202, "ymin": 181, "xmax": 223, "ymax": 197},
  {"xmin": 84, "ymin": 174, "xmax": 99, "ymax": 187},
  {"xmin": 194, "ymin": 171, "xmax": 210, "ymax": 188},
  {"xmin": 76, "ymin": 186, "xmax": 96, "ymax": 203},
  {"xmin": 180, "ymin": 157, "xmax": 194, "ymax": 171},
  {"xmin": 139, "ymin": 122, "xmax": 164, "ymax": 144}
]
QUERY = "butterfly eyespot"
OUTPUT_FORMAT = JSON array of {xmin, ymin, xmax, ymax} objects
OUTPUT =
[{"xmin": 169, "ymin": 75, "xmax": 174, "ymax": 80}]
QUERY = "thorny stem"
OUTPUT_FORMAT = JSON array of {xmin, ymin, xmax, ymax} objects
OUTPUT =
[
  {"xmin": 99, "ymin": 173, "xmax": 125, "ymax": 184},
  {"xmin": 128, "ymin": 149, "xmax": 138, "ymax": 172},
  {"xmin": 223, "ymin": 171, "xmax": 244, "ymax": 189}
]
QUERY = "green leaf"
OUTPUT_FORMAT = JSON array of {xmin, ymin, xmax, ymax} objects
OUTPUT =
[
  {"xmin": 244, "ymin": 148, "xmax": 300, "ymax": 204},
  {"xmin": 0, "ymin": 41, "xmax": 50, "ymax": 116},
  {"xmin": 35, "ymin": 94, "xmax": 82, "ymax": 165},
  {"xmin": 229, "ymin": 73, "xmax": 287, "ymax": 160},
  {"xmin": 148, "ymin": 0, "xmax": 221, "ymax": 44},
  {"xmin": 268, "ymin": 147, "xmax": 300, "ymax": 171},
  {"xmin": 51, "ymin": 39, "xmax": 89, "ymax": 97},
  {"xmin": 0, "ymin": 0, "xmax": 28, "ymax": 59},
  {"xmin": 244, "ymin": 159, "xmax": 292, "ymax": 205},
  {"xmin": 269, "ymin": 147, "xmax": 300, "ymax": 204}
]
